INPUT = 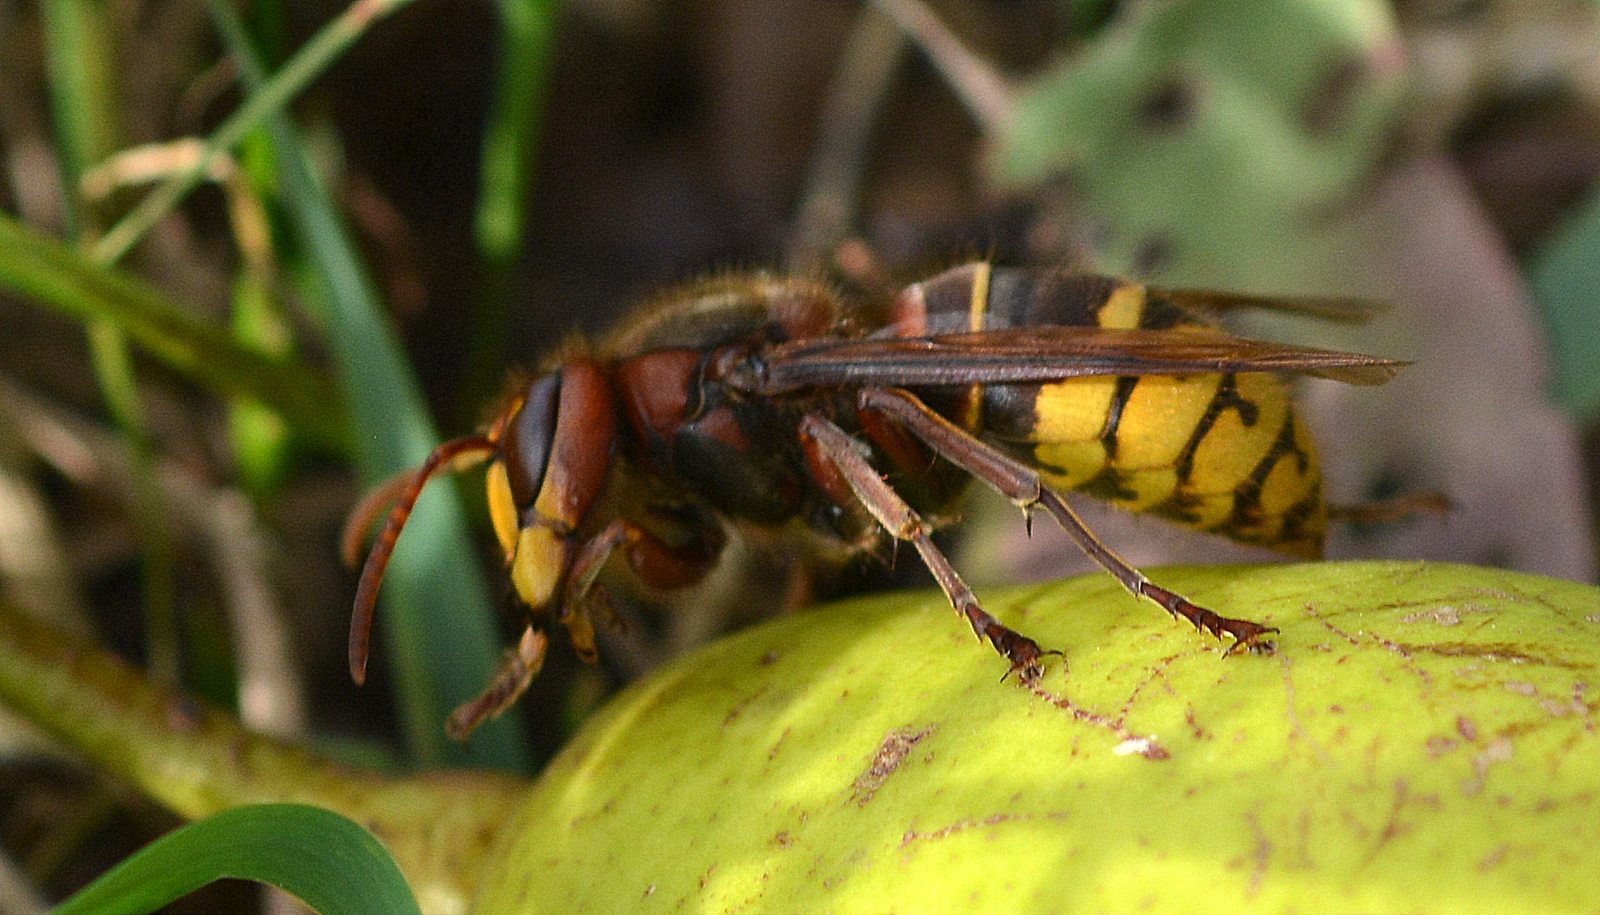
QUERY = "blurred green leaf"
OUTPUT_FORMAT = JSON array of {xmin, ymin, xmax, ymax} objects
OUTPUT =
[
  {"xmin": 49, "ymin": 804, "xmax": 419, "ymax": 915},
  {"xmin": 989, "ymin": 0, "xmax": 1404, "ymax": 285},
  {"xmin": 1529, "ymin": 185, "xmax": 1600, "ymax": 419}
]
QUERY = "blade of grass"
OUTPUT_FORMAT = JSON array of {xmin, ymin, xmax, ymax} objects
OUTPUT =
[
  {"xmin": 40, "ymin": 0, "xmax": 179, "ymax": 683},
  {"xmin": 461, "ymin": 0, "xmax": 561, "ymax": 409},
  {"xmin": 37, "ymin": 0, "xmax": 119, "ymax": 235},
  {"xmin": 84, "ymin": 322, "xmax": 180, "ymax": 682},
  {"xmin": 206, "ymin": 0, "xmax": 530, "ymax": 771},
  {"xmin": 48, "ymin": 805, "xmax": 421, "ymax": 915},
  {"xmin": 91, "ymin": 0, "xmax": 423, "ymax": 267},
  {"xmin": 0, "ymin": 213, "xmax": 345, "ymax": 453},
  {"xmin": 224, "ymin": 132, "xmax": 301, "ymax": 496}
]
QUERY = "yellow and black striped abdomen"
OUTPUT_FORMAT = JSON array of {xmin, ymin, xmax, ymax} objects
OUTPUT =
[
  {"xmin": 994, "ymin": 369, "xmax": 1325, "ymax": 557},
  {"xmin": 895, "ymin": 263, "xmax": 1326, "ymax": 557}
]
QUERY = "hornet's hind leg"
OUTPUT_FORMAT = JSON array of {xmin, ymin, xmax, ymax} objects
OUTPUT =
[{"xmin": 855, "ymin": 387, "xmax": 1278, "ymax": 655}]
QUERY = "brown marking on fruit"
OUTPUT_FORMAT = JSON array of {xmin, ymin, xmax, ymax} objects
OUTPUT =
[{"xmin": 851, "ymin": 725, "xmax": 935, "ymax": 805}]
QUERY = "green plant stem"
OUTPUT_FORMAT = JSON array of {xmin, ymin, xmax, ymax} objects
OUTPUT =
[
  {"xmin": 85, "ymin": 320, "xmax": 180, "ymax": 684},
  {"xmin": 41, "ymin": 0, "xmax": 179, "ymax": 684},
  {"xmin": 0, "ymin": 598, "xmax": 527, "ymax": 915}
]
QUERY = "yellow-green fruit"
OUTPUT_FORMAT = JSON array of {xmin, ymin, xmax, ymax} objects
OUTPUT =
[{"xmin": 475, "ymin": 561, "xmax": 1600, "ymax": 914}]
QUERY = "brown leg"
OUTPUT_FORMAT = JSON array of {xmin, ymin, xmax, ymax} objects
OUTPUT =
[
  {"xmin": 557, "ymin": 515, "xmax": 729, "ymax": 660},
  {"xmin": 798, "ymin": 412, "xmax": 1050, "ymax": 681},
  {"xmin": 446, "ymin": 626, "xmax": 549, "ymax": 740},
  {"xmin": 449, "ymin": 514, "xmax": 715, "ymax": 738},
  {"xmin": 856, "ymin": 387, "xmax": 1278, "ymax": 654},
  {"xmin": 555, "ymin": 522, "xmax": 631, "ymax": 664},
  {"xmin": 619, "ymin": 508, "xmax": 728, "ymax": 591}
]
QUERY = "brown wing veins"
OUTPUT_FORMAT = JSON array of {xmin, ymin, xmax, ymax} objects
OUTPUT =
[{"xmin": 740, "ymin": 327, "xmax": 1405, "ymax": 393}]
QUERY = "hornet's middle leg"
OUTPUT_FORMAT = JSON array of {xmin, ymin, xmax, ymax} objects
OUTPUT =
[{"xmin": 797, "ymin": 412, "xmax": 1050, "ymax": 681}]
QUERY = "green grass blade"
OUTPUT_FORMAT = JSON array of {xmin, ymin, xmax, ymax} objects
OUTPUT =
[
  {"xmin": 474, "ymin": 0, "xmax": 560, "ymax": 267},
  {"xmin": 0, "ymin": 597, "xmax": 526, "ymax": 913},
  {"xmin": 206, "ymin": 0, "xmax": 530, "ymax": 770},
  {"xmin": 37, "ymin": 0, "xmax": 119, "ymax": 237},
  {"xmin": 40, "ymin": 0, "xmax": 186, "ymax": 686},
  {"xmin": 462, "ymin": 0, "xmax": 561, "ymax": 404},
  {"xmin": 0, "ymin": 211, "xmax": 345, "ymax": 453},
  {"xmin": 48, "ymin": 805, "xmax": 420, "ymax": 915},
  {"xmin": 91, "ymin": 0, "xmax": 425, "ymax": 267}
]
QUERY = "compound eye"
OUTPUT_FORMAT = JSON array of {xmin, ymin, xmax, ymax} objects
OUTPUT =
[{"xmin": 503, "ymin": 372, "xmax": 562, "ymax": 512}]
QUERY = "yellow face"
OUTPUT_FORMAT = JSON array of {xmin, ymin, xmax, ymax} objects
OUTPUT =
[
  {"xmin": 486, "ymin": 458, "xmax": 573, "ymax": 611},
  {"xmin": 486, "ymin": 459, "xmax": 519, "ymax": 557}
]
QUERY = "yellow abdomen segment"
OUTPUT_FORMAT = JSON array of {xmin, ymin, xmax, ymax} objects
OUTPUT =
[
  {"xmin": 1005, "ymin": 370, "xmax": 1325, "ymax": 557},
  {"xmin": 914, "ymin": 263, "xmax": 1331, "ymax": 557}
]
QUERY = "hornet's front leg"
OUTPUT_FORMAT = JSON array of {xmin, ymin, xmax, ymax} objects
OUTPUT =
[{"xmin": 446, "ymin": 514, "xmax": 727, "ymax": 738}]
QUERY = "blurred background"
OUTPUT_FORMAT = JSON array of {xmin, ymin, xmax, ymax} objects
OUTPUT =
[{"xmin": 3, "ymin": 0, "xmax": 1600, "ymax": 909}]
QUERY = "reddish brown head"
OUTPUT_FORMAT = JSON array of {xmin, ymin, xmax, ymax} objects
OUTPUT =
[{"xmin": 345, "ymin": 356, "xmax": 616, "ymax": 685}]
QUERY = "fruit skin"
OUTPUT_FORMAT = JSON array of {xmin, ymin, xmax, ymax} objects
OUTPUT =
[{"xmin": 473, "ymin": 561, "xmax": 1600, "ymax": 914}]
